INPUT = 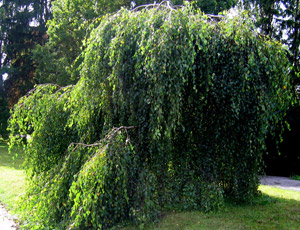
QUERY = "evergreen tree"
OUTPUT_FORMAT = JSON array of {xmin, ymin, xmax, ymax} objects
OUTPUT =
[
  {"xmin": 0, "ymin": 0, "xmax": 52, "ymax": 106},
  {"xmin": 0, "ymin": 75, "xmax": 9, "ymax": 137}
]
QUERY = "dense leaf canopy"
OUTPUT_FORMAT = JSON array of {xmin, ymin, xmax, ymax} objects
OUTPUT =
[
  {"xmin": 9, "ymin": 3, "xmax": 292, "ymax": 229},
  {"xmin": 33, "ymin": 0, "xmax": 238, "ymax": 86}
]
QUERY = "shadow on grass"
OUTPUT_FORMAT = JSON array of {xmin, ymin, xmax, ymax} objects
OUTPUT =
[
  {"xmin": 0, "ymin": 142, "xmax": 23, "ymax": 169},
  {"xmin": 121, "ymin": 187, "xmax": 300, "ymax": 230}
]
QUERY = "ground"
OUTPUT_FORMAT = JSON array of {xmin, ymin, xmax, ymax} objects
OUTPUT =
[
  {"xmin": 260, "ymin": 176, "xmax": 300, "ymax": 191},
  {"xmin": 0, "ymin": 204, "xmax": 18, "ymax": 230},
  {"xmin": 0, "ymin": 176, "xmax": 299, "ymax": 230}
]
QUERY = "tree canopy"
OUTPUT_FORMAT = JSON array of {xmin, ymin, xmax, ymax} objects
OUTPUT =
[
  {"xmin": 0, "ymin": 0, "xmax": 239, "ymax": 136},
  {"xmin": 33, "ymin": 0, "xmax": 238, "ymax": 86},
  {"xmin": 9, "ymin": 3, "xmax": 292, "ymax": 229}
]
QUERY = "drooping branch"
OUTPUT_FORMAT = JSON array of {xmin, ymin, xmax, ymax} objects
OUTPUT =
[
  {"xmin": 131, "ymin": 1, "xmax": 224, "ymax": 22},
  {"xmin": 132, "ymin": 1, "xmax": 224, "ymax": 21},
  {"xmin": 23, "ymin": 83, "xmax": 61, "ymax": 98},
  {"xmin": 132, "ymin": 1, "xmax": 183, "ymax": 12},
  {"xmin": 68, "ymin": 126, "xmax": 137, "ymax": 148},
  {"xmin": 23, "ymin": 83, "xmax": 73, "ymax": 99}
]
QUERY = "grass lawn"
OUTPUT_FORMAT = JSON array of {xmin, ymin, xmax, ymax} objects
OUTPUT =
[
  {"xmin": 121, "ymin": 186, "xmax": 300, "ymax": 230},
  {"xmin": 0, "ymin": 139, "xmax": 26, "ymax": 210},
  {"xmin": 0, "ymin": 140, "xmax": 299, "ymax": 229}
]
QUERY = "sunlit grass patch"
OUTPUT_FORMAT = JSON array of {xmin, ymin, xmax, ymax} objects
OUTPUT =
[
  {"xmin": 0, "ymin": 141, "xmax": 26, "ymax": 210},
  {"xmin": 259, "ymin": 185, "xmax": 300, "ymax": 201}
]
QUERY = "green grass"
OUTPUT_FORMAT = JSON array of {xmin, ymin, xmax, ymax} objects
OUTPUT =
[
  {"xmin": 0, "ymin": 140, "xmax": 26, "ymax": 210},
  {"xmin": 0, "ymin": 141, "xmax": 299, "ymax": 229}
]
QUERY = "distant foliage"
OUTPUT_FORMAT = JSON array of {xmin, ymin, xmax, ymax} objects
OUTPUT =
[
  {"xmin": 9, "ymin": 3, "xmax": 292, "ymax": 229},
  {"xmin": 0, "ymin": 0, "xmax": 52, "ymax": 106},
  {"xmin": 242, "ymin": 0, "xmax": 300, "ymax": 84},
  {"xmin": 0, "ymin": 90, "xmax": 9, "ymax": 137}
]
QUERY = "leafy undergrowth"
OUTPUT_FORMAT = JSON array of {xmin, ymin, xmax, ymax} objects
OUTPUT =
[
  {"xmin": 0, "ymin": 140, "xmax": 26, "ymax": 210},
  {"xmin": 121, "ymin": 186, "xmax": 300, "ymax": 230}
]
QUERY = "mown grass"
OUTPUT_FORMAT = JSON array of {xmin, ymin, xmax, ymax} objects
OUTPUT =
[
  {"xmin": 0, "ymin": 140, "xmax": 299, "ymax": 229},
  {"xmin": 0, "ymin": 139, "xmax": 26, "ymax": 210}
]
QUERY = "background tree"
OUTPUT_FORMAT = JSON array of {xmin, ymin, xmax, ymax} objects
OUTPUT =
[
  {"xmin": 242, "ymin": 0, "xmax": 300, "ymax": 83},
  {"xmin": 0, "ymin": 0, "xmax": 52, "ymax": 106},
  {"xmin": 0, "ymin": 75, "xmax": 9, "ymax": 137},
  {"xmin": 173, "ymin": 0, "xmax": 238, "ymax": 14},
  {"xmin": 0, "ymin": 5, "xmax": 8, "ymax": 136},
  {"xmin": 241, "ymin": 0, "xmax": 300, "ymax": 176}
]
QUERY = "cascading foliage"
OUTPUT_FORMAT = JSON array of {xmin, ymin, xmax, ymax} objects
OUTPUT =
[{"xmin": 8, "ymin": 2, "xmax": 293, "ymax": 229}]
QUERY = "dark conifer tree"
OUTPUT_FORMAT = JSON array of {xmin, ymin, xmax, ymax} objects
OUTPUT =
[{"xmin": 0, "ymin": 0, "xmax": 52, "ymax": 106}]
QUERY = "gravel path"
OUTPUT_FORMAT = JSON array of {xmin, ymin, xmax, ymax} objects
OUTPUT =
[
  {"xmin": 260, "ymin": 176, "xmax": 300, "ymax": 192},
  {"xmin": 0, "ymin": 204, "xmax": 18, "ymax": 230}
]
